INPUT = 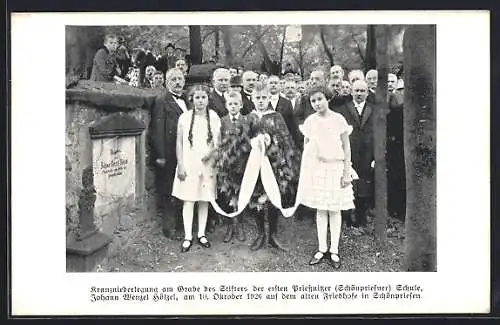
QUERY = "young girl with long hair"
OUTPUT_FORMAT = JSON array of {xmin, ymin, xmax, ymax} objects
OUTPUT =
[{"xmin": 172, "ymin": 84, "xmax": 222, "ymax": 253}]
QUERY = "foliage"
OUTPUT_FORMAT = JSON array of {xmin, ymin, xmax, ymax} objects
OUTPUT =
[{"xmin": 104, "ymin": 24, "xmax": 404, "ymax": 77}]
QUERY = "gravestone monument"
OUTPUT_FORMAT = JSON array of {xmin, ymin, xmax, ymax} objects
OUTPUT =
[
  {"xmin": 89, "ymin": 112, "xmax": 146, "ymax": 235},
  {"xmin": 66, "ymin": 111, "xmax": 146, "ymax": 272}
]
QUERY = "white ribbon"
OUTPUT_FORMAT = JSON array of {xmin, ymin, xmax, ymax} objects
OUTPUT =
[{"xmin": 210, "ymin": 135, "xmax": 359, "ymax": 218}]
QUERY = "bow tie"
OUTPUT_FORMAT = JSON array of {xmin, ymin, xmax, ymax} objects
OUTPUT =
[{"xmin": 171, "ymin": 93, "xmax": 183, "ymax": 100}]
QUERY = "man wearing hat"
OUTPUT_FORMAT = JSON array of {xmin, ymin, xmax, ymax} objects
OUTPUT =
[
  {"xmin": 155, "ymin": 43, "xmax": 176, "ymax": 75},
  {"xmin": 230, "ymin": 75, "xmax": 243, "ymax": 93}
]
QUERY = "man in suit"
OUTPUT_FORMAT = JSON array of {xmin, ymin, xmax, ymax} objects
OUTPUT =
[
  {"xmin": 151, "ymin": 68, "xmax": 189, "ymax": 239},
  {"xmin": 155, "ymin": 43, "xmax": 176, "ymax": 75},
  {"xmin": 90, "ymin": 34, "xmax": 119, "ymax": 82},
  {"xmin": 365, "ymin": 69, "xmax": 378, "ymax": 104},
  {"xmin": 208, "ymin": 68, "xmax": 231, "ymax": 117},
  {"xmin": 175, "ymin": 59, "xmax": 188, "ymax": 77},
  {"xmin": 267, "ymin": 75, "xmax": 303, "ymax": 150},
  {"xmin": 329, "ymin": 64, "xmax": 345, "ymax": 81},
  {"xmin": 205, "ymin": 68, "xmax": 231, "ymax": 232},
  {"xmin": 294, "ymin": 70, "xmax": 329, "ymax": 126},
  {"xmin": 282, "ymin": 79, "xmax": 301, "ymax": 111},
  {"xmin": 388, "ymin": 73, "xmax": 398, "ymax": 94},
  {"xmin": 334, "ymin": 80, "xmax": 375, "ymax": 229},
  {"xmin": 348, "ymin": 69, "xmax": 365, "ymax": 85},
  {"xmin": 386, "ymin": 73, "xmax": 406, "ymax": 220},
  {"xmin": 240, "ymin": 70, "xmax": 258, "ymax": 115}
]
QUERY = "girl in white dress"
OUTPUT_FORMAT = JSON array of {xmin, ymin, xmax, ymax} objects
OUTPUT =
[
  {"xmin": 172, "ymin": 84, "xmax": 221, "ymax": 253},
  {"xmin": 299, "ymin": 85, "xmax": 354, "ymax": 269}
]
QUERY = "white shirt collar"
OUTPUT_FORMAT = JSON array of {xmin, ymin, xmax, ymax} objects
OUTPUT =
[
  {"xmin": 354, "ymin": 100, "xmax": 365, "ymax": 115},
  {"xmin": 354, "ymin": 100, "xmax": 366, "ymax": 108},
  {"xmin": 214, "ymin": 88, "xmax": 224, "ymax": 97},
  {"xmin": 229, "ymin": 113, "xmax": 240, "ymax": 121},
  {"xmin": 170, "ymin": 91, "xmax": 188, "ymax": 113}
]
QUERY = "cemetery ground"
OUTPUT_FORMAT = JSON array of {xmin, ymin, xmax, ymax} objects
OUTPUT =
[{"xmin": 97, "ymin": 193, "xmax": 405, "ymax": 272}]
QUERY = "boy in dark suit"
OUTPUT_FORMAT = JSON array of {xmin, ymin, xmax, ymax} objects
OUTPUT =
[
  {"xmin": 216, "ymin": 91, "xmax": 250, "ymax": 242},
  {"xmin": 90, "ymin": 34, "xmax": 119, "ymax": 82}
]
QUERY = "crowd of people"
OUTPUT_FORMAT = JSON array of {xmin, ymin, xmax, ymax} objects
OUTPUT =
[{"xmin": 89, "ymin": 33, "xmax": 406, "ymax": 270}]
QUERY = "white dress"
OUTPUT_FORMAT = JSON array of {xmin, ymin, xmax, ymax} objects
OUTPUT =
[
  {"xmin": 172, "ymin": 109, "xmax": 221, "ymax": 202},
  {"xmin": 298, "ymin": 112, "xmax": 355, "ymax": 211}
]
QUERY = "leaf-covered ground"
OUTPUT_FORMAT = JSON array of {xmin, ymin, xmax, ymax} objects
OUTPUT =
[{"xmin": 98, "ymin": 196, "xmax": 405, "ymax": 273}]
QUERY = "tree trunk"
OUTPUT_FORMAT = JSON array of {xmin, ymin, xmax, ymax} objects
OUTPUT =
[
  {"xmin": 279, "ymin": 26, "xmax": 287, "ymax": 75},
  {"xmin": 222, "ymin": 26, "xmax": 234, "ymax": 67},
  {"xmin": 66, "ymin": 26, "xmax": 105, "ymax": 85},
  {"xmin": 256, "ymin": 38, "xmax": 273, "ymax": 73},
  {"xmin": 403, "ymin": 25, "xmax": 437, "ymax": 272},
  {"xmin": 214, "ymin": 26, "xmax": 220, "ymax": 62},
  {"xmin": 189, "ymin": 26, "xmax": 202, "ymax": 64},
  {"xmin": 373, "ymin": 25, "xmax": 390, "ymax": 243},
  {"xmin": 298, "ymin": 38, "xmax": 304, "ymax": 78},
  {"xmin": 365, "ymin": 25, "xmax": 377, "ymax": 72},
  {"xmin": 319, "ymin": 26, "xmax": 334, "ymax": 66}
]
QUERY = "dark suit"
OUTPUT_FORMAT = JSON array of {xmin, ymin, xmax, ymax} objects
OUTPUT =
[
  {"xmin": 151, "ymin": 90, "xmax": 187, "ymax": 237},
  {"xmin": 329, "ymin": 94, "xmax": 352, "ymax": 111},
  {"xmin": 294, "ymin": 92, "xmax": 334, "ymax": 126},
  {"xmin": 367, "ymin": 90, "xmax": 378, "ymax": 105},
  {"xmin": 387, "ymin": 91, "xmax": 406, "ymax": 220},
  {"xmin": 334, "ymin": 100, "xmax": 376, "ymax": 227},
  {"xmin": 240, "ymin": 90, "xmax": 255, "ymax": 115},
  {"xmin": 217, "ymin": 113, "xmax": 249, "ymax": 240},
  {"xmin": 90, "ymin": 48, "xmax": 117, "ymax": 82},
  {"xmin": 269, "ymin": 96, "xmax": 303, "ymax": 150},
  {"xmin": 209, "ymin": 90, "xmax": 228, "ymax": 117}
]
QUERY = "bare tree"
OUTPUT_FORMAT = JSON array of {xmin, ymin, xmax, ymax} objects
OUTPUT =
[
  {"xmin": 279, "ymin": 25, "xmax": 287, "ymax": 74},
  {"xmin": 319, "ymin": 25, "xmax": 334, "ymax": 66},
  {"xmin": 241, "ymin": 26, "xmax": 273, "ymax": 59},
  {"xmin": 222, "ymin": 26, "xmax": 234, "ymax": 67},
  {"xmin": 403, "ymin": 25, "xmax": 437, "ymax": 271},
  {"xmin": 189, "ymin": 26, "xmax": 203, "ymax": 64},
  {"xmin": 365, "ymin": 25, "xmax": 377, "ymax": 72},
  {"xmin": 214, "ymin": 26, "xmax": 220, "ymax": 62},
  {"xmin": 373, "ymin": 25, "xmax": 390, "ymax": 243},
  {"xmin": 253, "ymin": 26, "xmax": 273, "ymax": 73}
]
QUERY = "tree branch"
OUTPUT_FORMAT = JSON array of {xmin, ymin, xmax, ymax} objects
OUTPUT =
[
  {"xmin": 279, "ymin": 25, "xmax": 287, "ymax": 73},
  {"xmin": 241, "ymin": 26, "xmax": 274, "ymax": 59},
  {"xmin": 319, "ymin": 26, "xmax": 334, "ymax": 66},
  {"xmin": 352, "ymin": 34, "xmax": 365, "ymax": 64},
  {"xmin": 173, "ymin": 36, "xmax": 189, "ymax": 45},
  {"xmin": 202, "ymin": 30, "xmax": 217, "ymax": 43}
]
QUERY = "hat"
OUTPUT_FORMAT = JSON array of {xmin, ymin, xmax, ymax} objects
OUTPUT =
[{"xmin": 230, "ymin": 75, "xmax": 243, "ymax": 87}]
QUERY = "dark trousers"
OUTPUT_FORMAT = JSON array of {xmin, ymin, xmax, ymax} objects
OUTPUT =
[{"xmin": 156, "ymin": 165, "xmax": 182, "ymax": 235}]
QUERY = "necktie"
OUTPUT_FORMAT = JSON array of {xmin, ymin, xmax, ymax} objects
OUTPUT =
[{"xmin": 172, "ymin": 93, "xmax": 183, "ymax": 100}]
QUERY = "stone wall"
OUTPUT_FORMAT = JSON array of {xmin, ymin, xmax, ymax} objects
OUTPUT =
[{"xmin": 65, "ymin": 81, "xmax": 162, "ymax": 247}]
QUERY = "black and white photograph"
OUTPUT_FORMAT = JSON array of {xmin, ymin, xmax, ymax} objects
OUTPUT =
[
  {"xmin": 12, "ymin": 11, "xmax": 490, "ymax": 315},
  {"xmin": 64, "ymin": 23, "xmax": 435, "ymax": 273}
]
